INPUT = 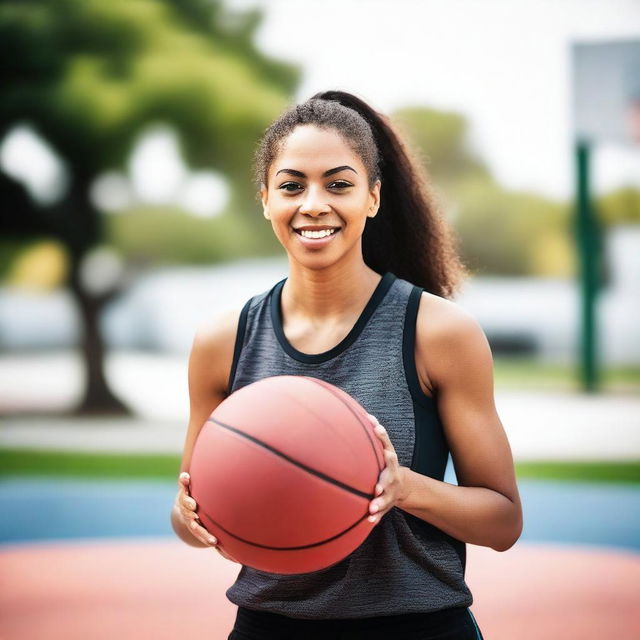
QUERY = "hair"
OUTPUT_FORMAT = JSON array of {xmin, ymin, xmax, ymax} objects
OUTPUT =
[{"xmin": 252, "ymin": 89, "xmax": 469, "ymax": 298}]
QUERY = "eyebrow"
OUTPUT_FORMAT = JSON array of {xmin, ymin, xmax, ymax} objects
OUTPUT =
[{"xmin": 275, "ymin": 165, "xmax": 358, "ymax": 178}]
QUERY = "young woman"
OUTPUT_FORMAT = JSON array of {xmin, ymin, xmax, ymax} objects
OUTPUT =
[{"xmin": 171, "ymin": 90, "xmax": 523, "ymax": 639}]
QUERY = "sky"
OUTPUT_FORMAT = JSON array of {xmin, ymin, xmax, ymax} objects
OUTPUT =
[
  {"xmin": 228, "ymin": 0, "xmax": 640, "ymax": 201},
  {"xmin": 1, "ymin": 0, "xmax": 638, "ymax": 212}
]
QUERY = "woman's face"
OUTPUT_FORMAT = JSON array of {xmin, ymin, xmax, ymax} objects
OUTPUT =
[{"xmin": 261, "ymin": 124, "xmax": 380, "ymax": 268}]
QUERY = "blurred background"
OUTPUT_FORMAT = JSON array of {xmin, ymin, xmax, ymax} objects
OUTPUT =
[{"xmin": 0, "ymin": 1, "xmax": 638, "ymax": 639}]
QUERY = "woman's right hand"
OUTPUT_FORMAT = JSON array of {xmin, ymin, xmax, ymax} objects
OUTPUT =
[{"xmin": 176, "ymin": 471, "xmax": 239, "ymax": 563}]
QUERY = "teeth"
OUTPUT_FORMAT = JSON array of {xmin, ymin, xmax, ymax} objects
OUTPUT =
[{"xmin": 299, "ymin": 228, "xmax": 337, "ymax": 239}]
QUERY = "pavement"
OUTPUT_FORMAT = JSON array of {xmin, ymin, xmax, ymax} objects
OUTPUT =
[
  {"xmin": 1, "ymin": 538, "xmax": 639, "ymax": 640},
  {"xmin": 1, "ymin": 351, "xmax": 639, "ymax": 461}
]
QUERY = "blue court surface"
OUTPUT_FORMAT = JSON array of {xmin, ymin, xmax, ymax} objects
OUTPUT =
[{"xmin": 1, "ymin": 473, "xmax": 638, "ymax": 551}]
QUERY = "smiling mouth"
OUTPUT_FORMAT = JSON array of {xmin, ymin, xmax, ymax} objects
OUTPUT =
[{"xmin": 292, "ymin": 227, "xmax": 341, "ymax": 237}]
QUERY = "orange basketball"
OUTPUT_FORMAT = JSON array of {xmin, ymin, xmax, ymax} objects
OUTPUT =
[{"xmin": 188, "ymin": 375, "xmax": 385, "ymax": 574}]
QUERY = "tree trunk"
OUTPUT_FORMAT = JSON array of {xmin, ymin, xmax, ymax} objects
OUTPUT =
[
  {"xmin": 67, "ymin": 258, "xmax": 131, "ymax": 416},
  {"xmin": 64, "ymin": 172, "xmax": 131, "ymax": 417}
]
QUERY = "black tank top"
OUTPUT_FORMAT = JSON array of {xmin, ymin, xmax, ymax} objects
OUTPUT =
[{"xmin": 224, "ymin": 271, "xmax": 473, "ymax": 619}]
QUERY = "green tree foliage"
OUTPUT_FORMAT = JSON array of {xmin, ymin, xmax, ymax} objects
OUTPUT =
[
  {"xmin": 597, "ymin": 186, "xmax": 640, "ymax": 225},
  {"xmin": 392, "ymin": 105, "xmax": 581, "ymax": 277},
  {"xmin": 392, "ymin": 106, "xmax": 492, "ymax": 188},
  {"xmin": 453, "ymin": 178, "xmax": 572, "ymax": 277},
  {"xmin": 0, "ymin": 0, "xmax": 299, "ymax": 413},
  {"xmin": 107, "ymin": 205, "xmax": 268, "ymax": 266}
]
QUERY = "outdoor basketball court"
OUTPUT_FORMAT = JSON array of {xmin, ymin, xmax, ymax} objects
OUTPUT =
[{"xmin": 1, "ymin": 538, "xmax": 638, "ymax": 639}]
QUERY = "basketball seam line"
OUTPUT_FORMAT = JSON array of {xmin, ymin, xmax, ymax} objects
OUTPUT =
[
  {"xmin": 304, "ymin": 376, "xmax": 384, "ymax": 472},
  {"xmin": 202, "ymin": 509, "xmax": 374, "ymax": 551},
  {"xmin": 208, "ymin": 417, "xmax": 375, "ymax": 500}
]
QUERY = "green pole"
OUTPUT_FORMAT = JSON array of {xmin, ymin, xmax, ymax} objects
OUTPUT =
[{"xmin": 574, "ymin": 140, "xmax": 600, "ymax": 392}]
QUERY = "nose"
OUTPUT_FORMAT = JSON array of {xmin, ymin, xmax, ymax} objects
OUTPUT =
[{"xmin": 299, "ymin": 185, "xmax": 331, "ymax": 216}]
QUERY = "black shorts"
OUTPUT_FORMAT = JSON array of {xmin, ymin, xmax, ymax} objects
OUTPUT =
[{"xmin": 227, "ymin": 605, "xmax": 485, "ymax": 640}]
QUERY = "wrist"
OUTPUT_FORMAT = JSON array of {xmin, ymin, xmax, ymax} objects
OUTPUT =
[{"xmin": 397, "ymin": 466, "xmax": 413, "ymax": 508}]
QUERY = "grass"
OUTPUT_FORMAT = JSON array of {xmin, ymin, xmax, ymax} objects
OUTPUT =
[
  {"xmin": 493, "ymin": 357, "xmax": 640, "ymax": 393},
  {"xmin": 1, "ymin": 449, "xmax": 638, "ymax": 485},
  {"xmin": 0, "ymin": 449, "xmax": 181, "ymax": 480},
  {"xmin": 514, "ymin": 460, "xmax": 640, "ymax": 484}
]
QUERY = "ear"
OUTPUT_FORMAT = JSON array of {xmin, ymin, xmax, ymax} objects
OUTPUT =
[
  {"xmin": 260, "ymin": 182, "xmax": 270, "ymax": 220},
  {"xmin": 367, "ymin": 179, "xmax": 381, "ymax": 218}
]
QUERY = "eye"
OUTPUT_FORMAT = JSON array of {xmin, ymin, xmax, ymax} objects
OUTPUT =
[
  {"xmin": 279, "ymin": 182, "xmax": 302, "ymax": 193},
  {"xmin": 278, "ymin": 180, "xmax": 353, "ymax": 194},
  {"xmin": 329, "ymin": 180, "xmax": 352, "ymax": 190}
]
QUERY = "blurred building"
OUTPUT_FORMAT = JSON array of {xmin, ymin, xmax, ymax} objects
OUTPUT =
[{"xmin": 0, "ymin": 226, "xmax": 638, "ymax": 365}]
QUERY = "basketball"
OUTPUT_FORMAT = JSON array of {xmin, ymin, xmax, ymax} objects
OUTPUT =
[{"xmin": 188, "ymin": 375, "xmax": 385, "ymax": 574}]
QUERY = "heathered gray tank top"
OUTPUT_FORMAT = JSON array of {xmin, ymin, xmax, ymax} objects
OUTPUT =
[{"xmin": 224, "ymin": 271, "xmax": 473, "ymax": 619}]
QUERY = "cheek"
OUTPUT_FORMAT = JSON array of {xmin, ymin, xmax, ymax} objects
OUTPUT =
[
  {"xmin": 268, "ymin": 214, "xmax": 294, "ymax": 244},
  {"xmin": 346, "ymin": 214, "xmax": 369, "ymax": 238}
]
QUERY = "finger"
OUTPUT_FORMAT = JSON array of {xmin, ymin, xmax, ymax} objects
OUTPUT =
[
  {"xmin": 180, "ymin": 505, "xmax": 201, "ymax": 526},
  {"xmin": 177, "ymin": 477, "xmax": 193, "ymax": 502},
  {"xmin": 177, "ymin": 489, "xmax": 193, "ymax": 511},
  {"xmin": 374, "ymin": 467, "xmax": 390, "ymax": 498},
  {"xmin": 189, "ymin": 518, "xmax": 217, "ymax": 546},
  {"xmin": 368, "ymin": 494, "xmax": 394, "ymax": 523},
  {"xmin": 369, "ymin": 487, "xmax": 393, "ymax": 513},
  {"xmin": 371, "ymin": 468, "xmax": 400, "ymax": 511},
  {"xmin": 369, "ymin": 505, "xmax": 392, "ymax": 523},
  {"xmin": 366, "ymin": 413, "xmax": 383, "ymax": 429},
  {"xmin": 383, "ymin": 448, "xmax": 399, "ymax": 468},
  {"xmin": 369, "ymin": 497, "xmax": 383, "ymax": 515},
  {"xmin": 181, "ymin": 495, "xmax": 197, "ymax": 511},
  {"xmin": 375, "ymin": 425, "xmax": 392, "ymax": 446},
  {"xmin": 367, "ymin": 414, "xmax": 393, "ymax": 448},
  {"xmin": 178, "ymin": 471, "xmax": 190, "ymax": 487}
]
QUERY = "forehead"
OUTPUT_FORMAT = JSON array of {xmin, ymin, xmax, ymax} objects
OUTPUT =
[{"xmin": 270, "ymin": 125, "xmax": 364, "ymax": 175}]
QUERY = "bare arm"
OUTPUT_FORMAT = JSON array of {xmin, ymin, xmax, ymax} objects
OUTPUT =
[
  {"xmin": 171, "ymin": 307, "xmax": 240, "ymax": 549},
  {"xmin": 397, "ymin": 294, "xmax": 523, "ymax": 552}
]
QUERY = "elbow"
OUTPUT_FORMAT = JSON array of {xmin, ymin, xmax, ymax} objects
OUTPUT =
[
  {"xmin": 494, "ymin": 536, "xmax": 519, "ymax": 552},
  {"xmin": 494, "ymin": 514, "xmax": 524, "ymax": 552}
]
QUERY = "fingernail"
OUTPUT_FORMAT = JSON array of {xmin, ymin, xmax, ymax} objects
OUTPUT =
[
  {"xmin": 208, "ymin": 537, "xmax": 217, "ymax": 544},
  {"xmin": 375, "ymin": 425, "xmax": 385, "ymax": 433},
  {"xmin": 368, "ymin": 515, "xmax": 377, "ymax": 523},
  {"xmin": 370, "ymin": 503, "xmax": 379, "ymax": 513}
]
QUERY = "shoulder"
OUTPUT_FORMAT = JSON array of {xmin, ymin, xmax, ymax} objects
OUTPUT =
[
  {"xmin": 414, "ymin": 291, "xmax": 492, "ymax": 394},
  {"xmin": 189, "ymin": 307, "xmax": 243, "ymax": 396},
  {"xmin": 193, "ymin": 307, "xmax": 243, "ymax": 347}
]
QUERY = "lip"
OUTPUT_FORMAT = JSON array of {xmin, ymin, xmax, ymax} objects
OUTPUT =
[
  {"xmin": 292, "ymin": 227, "xmax": 341, "ymax": 248},
  {"xmin": 292, "ymin": 225, "xmax": 341, "ymax": 232}
]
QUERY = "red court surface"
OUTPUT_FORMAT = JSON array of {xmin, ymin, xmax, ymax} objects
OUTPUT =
[{"xmin": 1, "ymin": 539, "xmax": 638, "ymax": 639}]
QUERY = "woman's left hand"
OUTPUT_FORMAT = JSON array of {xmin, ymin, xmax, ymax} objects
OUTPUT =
[{"xmin": 366, "ymin": 413, "xmax": 409, "ymax": 524}]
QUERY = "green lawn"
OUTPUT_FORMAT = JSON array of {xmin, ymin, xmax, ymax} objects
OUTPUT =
[
  {"xmin": 493, "ymin": 357, "xmax": 640, "ymax": 393},
  {"xmin": 1, "ymin": 449, "xmax": 638, "ymax": 485},
  {"xmin": 0, "ymin": 449, "xmax": 181, "ymax": 480}
]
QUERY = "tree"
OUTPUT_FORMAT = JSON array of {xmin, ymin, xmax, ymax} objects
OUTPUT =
[
  {"xmin": 390, "ymin": 106, "xmax": 577, "ymax": 277},
  {"xmin": 391, "ymin": 106, "xmax": 492, "ymax": 191},
  {"xmin": 0, "ymin": 0, "xmax": 299, "ymax": 414}
]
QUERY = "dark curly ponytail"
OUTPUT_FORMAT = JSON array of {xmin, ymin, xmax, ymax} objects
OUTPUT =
[{"xmin": 253, "ymin": 90, "xmax": 468, "ymax": 298}]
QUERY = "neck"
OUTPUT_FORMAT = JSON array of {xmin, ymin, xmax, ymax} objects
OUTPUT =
[{"xmin": 282, "ymin": 258, "xmax": 383, "ymax": 323}]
